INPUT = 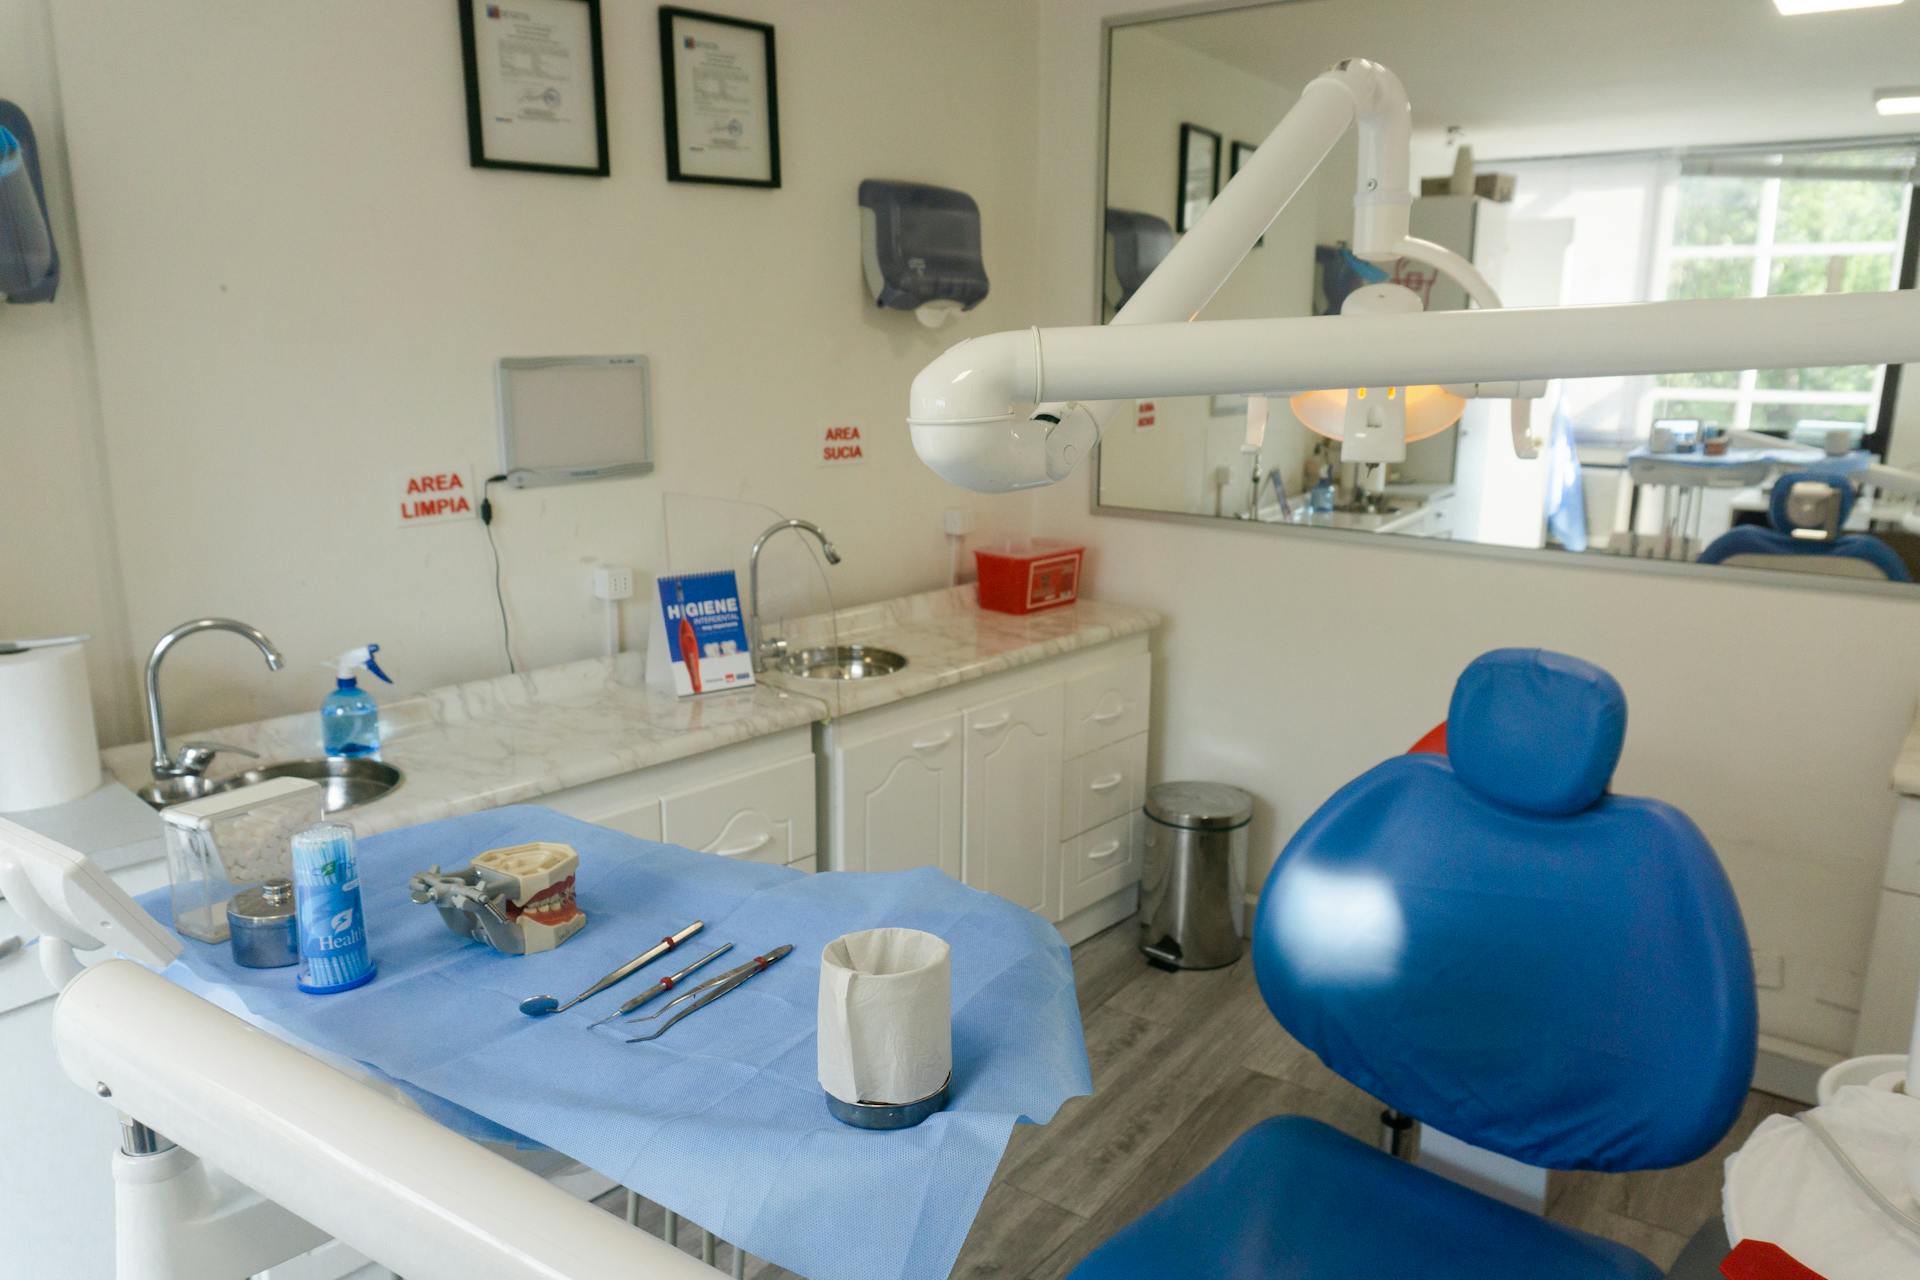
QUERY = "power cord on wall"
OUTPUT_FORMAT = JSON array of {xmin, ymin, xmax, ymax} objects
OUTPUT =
[{"xmin": 480, "ymin": 474, "xmax": 517, "ymax": 674}]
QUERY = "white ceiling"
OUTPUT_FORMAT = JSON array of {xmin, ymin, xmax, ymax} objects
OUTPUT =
[{"xmin": 1139, "ymin": 0, "xmax": 1920, "ymax": 159}]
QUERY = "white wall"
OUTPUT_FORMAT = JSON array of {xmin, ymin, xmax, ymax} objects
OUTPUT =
[
  {"xmin": 1036, "ymin": 0, "xmax": 1920, "ymax": 1058},
  {"xmin": 0, "ymin": 0, "xmax": 138, "ymax": 745},
  {"xmin": 34, "ymin": 0, "xmax": 1039, "ymax": 738}
]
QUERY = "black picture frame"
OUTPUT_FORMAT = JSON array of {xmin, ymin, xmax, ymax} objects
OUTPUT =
[
  {"xmin": 458, "ymin": 0, "xmax": 610, "ymax": 177},
  {"xmin": 659, "ymin": 6, "xmax": 782, "ymax": 189},
  {"xmin": 1176, "ymin": 123, "xmax": 1221, "ymax": 233},
  {"xmin": 1231, "ymin": 140, "xmax": 1262, "ymax": 248}
]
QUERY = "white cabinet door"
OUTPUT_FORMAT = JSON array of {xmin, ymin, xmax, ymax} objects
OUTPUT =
[
  {"xmin": 660, "ymin": 755, "xmax": 817, "ymax": 867},
  {"xmin": 963, "ymin": 686, "xmax": 1063, "ymax": 920},
  {"xmin": 839, "ymin": 713, "xmax": 963, "ymax": 877}
]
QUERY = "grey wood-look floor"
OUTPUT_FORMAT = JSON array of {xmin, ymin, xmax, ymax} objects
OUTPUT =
[{"xmin": 598, "ymin": 922, "xmax": 1798, "ymax": 1278}]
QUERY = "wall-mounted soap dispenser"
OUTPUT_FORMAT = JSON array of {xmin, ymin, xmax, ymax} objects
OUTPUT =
[
  {"xmin": 1103, "ymin": 209, "xmax": 1173, "ymax": 314},
  {"xmin": 0, "ymin": 101, "xmax": 59, "ymax": 304},
  {"xmin": 858, "ymin": 179, "xmax": 988, "ymax": 329}
]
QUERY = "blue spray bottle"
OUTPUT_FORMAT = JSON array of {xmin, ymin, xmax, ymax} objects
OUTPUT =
[{"xmin": 321, "ymin": 644, "xmax": 392, "ymax": 758}]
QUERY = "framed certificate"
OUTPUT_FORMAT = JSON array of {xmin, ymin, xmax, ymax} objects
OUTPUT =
[
  {"xmin": 459, "ymin": 0, "xmax": 610, "ymax": 176},
  {"xmin": 659, "ymin": 7, "xmax": 781, "ymax": 188}
]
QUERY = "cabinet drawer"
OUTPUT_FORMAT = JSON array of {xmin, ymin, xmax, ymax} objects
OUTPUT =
[
  {"xmin": 573, "ymin": 798, "xmax": 663, "ymax": 842},
  {"xmin": 660, "ymin": 755, "xmax": 816, "ymax": 866},
  {"xmin": 1062, "ymin": 733, "xmax": 1148, "ymax": 840},
  {"xmin": 1061, "ymin": 812, "xmax": 1141, "ymax": 918},
  {"xmin": 1064, "ymin": 654, "xmax": 1150, "ymax": 758}
]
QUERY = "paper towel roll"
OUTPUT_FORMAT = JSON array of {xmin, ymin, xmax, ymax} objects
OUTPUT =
[
  {"xmin": 0, "ymin": 642, "xmax": 101, "ymax": 812},
  {"xmin": 817, "ymin": 927, "xmax": 952, "ymax": 1105}
]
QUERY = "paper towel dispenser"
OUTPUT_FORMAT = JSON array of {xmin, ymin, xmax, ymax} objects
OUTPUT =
[
  {"xmin": 858, "ymin": 179, "xmax": 988, "ymax": 328},
  {"xmin": 1103, "ymin": 209, "xmax": 1173, "ymax": 313},
  {"xmin": 0, "ymin": 101, "xmax": 58, "ymax": 304}
]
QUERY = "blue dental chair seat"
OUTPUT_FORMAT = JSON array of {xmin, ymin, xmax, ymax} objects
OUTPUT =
[
  {"xmin": 1069, "ymin": 649, "xmax": 1757, "ymax": 1280},
  {"xmin": 1072, "ymin": 1117, "xmax": 1660, "ymax": 1280}
]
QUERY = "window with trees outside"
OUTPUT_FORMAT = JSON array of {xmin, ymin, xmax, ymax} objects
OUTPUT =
[{"xmin": 1648, "ymin": 146, "xmax": 1916, "ymax": 447}]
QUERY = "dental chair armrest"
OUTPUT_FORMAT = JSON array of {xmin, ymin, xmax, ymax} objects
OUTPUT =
[{"xmin": 55, "ymin": 961, "xmax": 718, "ymax": 1280}]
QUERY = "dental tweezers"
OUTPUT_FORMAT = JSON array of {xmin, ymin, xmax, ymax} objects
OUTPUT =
[
  {"xmin": 625, "ymin": 945, "xmax": 792, "ymax": 1043},
  {"xmin": 590, "ymin": 942, "xmax": 734, "ymax": 1026}
]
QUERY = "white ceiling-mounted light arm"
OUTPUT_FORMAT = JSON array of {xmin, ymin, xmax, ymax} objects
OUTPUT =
[
  {"xmin": 910, "ymin": 58, "xmax": 1920, "ymax": 493},
  {"xmin": 910, "ymin": 58, "xmax": 1415, "ymax": 491}
]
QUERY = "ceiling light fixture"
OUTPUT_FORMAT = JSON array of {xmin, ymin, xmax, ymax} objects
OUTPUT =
[
  {"xmin": 1876, "ymin": 88, "xmax": 1920, "ymax": 115},
  {"xmin": 1774, "ymin": 0, "xmax": 1902, "ymax": 14}
]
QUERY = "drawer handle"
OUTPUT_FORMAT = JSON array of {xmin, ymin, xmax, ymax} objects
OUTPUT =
[
  {"xmin": 910, "ymin": 731, "xmax": 955, "ymax": 752},
  {"xmin": 971, "ymin": 712, "xmax": 1012, "ymax": 733},
  {"xmin": 1089, "ymin": 702, "xmax": 1128, "ymax": 725},
  {"xmin": 711, "ymin": 831, "xmax": 773, "ymax": 858},
  {"xmin": 1088, "ymin": 772, "xmax": 1124, "ymax": 793},
  {"xmin": 1087, "ymin": 840, "xmax": 1123, "ymax": 862}
]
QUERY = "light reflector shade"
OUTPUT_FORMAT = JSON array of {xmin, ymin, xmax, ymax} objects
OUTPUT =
[{"xmin": 1289, "ymin": 385, "xmax": 1467, "ymax": 443}]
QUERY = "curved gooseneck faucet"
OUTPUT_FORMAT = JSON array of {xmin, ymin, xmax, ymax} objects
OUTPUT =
[
  {"xmin": 748, "ymin": 519, "xmax": 841, "ymax": 672},
  {"xmin": 145, "ymin": 618, "xmax": 284, "ymax": 777}
]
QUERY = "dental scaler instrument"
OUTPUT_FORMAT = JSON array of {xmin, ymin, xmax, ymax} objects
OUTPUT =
[
  {"xmin": 591, "ymin": 942, "xmax": 734, "ymax": 1027},
  {"xmin": 626, "ymin": 945, "xmax": 793, "ymax": 1044},
  {"xmin": 518, "ymin": 920, "xmax": 703, "ymax": 1016}
]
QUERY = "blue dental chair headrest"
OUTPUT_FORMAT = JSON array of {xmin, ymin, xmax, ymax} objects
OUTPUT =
[
  {"xmin": 1769, "ymin": 468, "xmax": 1856, "ymax": 531},
  {"xmin": 1254, "ymin": 649, "xmax": 1757, "ymax": 1173},
  {"xmin": 1447, "ymin": 648, "xmax": 1625, "ymax": 816}
]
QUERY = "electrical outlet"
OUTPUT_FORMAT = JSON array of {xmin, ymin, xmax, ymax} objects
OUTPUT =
[
  {"xmin": 943, "ymin": 507, "xmax": 976, "ymax": 537},
  {"xmin": 592, "ymin": 565, "xmax": 634, "ymax": 601},
  {"xmin": 1751, "ymin": 949, "xmax": 1785, "ymax": 991}
]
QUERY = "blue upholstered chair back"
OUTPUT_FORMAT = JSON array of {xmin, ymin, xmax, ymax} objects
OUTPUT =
[
  {"xmin": 1252, "ymin": 649, "xmax": 1757, "ymax": 1172},
  {"xmin": 1697, "ymin": 471, "xmax": 1911, "ymax": 582}
]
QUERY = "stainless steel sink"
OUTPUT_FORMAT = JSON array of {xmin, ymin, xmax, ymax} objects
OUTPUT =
[
  {"xmin": 134, "ymin": 774, "xmax": 234, "ymax": 810},
  {"xmin": 136, "ymin": 758, "xmax": 403, "ymax": 814},
  {"xmin": 773, "ymin": 645, "xmax": 908, "ymax": 681}
]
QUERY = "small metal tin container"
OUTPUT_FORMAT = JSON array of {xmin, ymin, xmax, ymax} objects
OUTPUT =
[
  {"xmin": 227, "ymin": 878, "xmax": 299, "ymax": 969},
  {"xmin": 824, "ymin": 1073, "xmax": 951, "ymax": 1131}
]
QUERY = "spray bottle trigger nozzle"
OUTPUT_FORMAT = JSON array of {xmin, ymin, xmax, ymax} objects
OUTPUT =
[{"xmin": 363, "ymin": 645, "xmax": 392, "ymax": 685}]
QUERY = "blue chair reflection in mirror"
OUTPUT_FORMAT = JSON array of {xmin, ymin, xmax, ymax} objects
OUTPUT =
[
  {"xmin": 1069, "ymin": 649, "xmax": 1758, "ymax": 1280},
  {"xmin": 0, "ymin": 99, "xmax": 59, "ymax": 304},
  {"xmin": 1697, "ymin": 471, "xmax": 1911, "ymax": 582}
]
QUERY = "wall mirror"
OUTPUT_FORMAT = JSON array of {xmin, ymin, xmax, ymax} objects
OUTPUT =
[{"xmin": 1096, "ymin": 0, "xmax": 1920, "ymax": 592}]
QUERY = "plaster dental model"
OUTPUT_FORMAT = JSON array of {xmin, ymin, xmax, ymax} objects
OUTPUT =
[{"xmin": 408, "ymin": 841, "xmax": 585, "ymax": 955}]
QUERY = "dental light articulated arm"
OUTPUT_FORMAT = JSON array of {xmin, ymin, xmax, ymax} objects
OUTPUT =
[{"xmin": 910, "ymin": 58, "xmax": 1920, "ymax": 493}]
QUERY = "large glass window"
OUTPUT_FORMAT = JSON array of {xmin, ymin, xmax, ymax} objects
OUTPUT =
[{"xmin": 1646, "ymin": 148, "xmax": 1912, "ymax": 444}]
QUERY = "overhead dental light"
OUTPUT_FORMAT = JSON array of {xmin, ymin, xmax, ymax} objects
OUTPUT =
[
  {"xmin": 906, "ymin": 58, "xmax": 1920, "ymax": 494},
  {"xmin": 1287, "ymin": 283, "xmax": 1466, "ymax": 463}
]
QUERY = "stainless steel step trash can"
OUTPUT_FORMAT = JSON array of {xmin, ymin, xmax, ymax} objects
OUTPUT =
[{"xmin": 1139, "ymin": 782, "xmax": 1252, "ymax": 971}]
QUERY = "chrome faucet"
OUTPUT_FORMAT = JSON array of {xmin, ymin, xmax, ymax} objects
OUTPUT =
[
  {"xmin": 145, "ymin": 618, "xmax": 284, "ymax": 778},
  {"xmin": 748, "ymin": 519, "xmax": 841, "ymax": 672}
]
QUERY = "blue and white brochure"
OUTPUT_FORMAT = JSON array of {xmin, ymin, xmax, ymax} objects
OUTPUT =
[{"xmin": 645, "ymin": 570, "xmax": 755, "ymax": 697}]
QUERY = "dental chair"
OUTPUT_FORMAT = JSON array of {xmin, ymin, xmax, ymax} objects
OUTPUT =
[
  {"xmin": 1698, "ymin": 470, "xmax": 1911, "ymax": 582},
  {"xmin": 1069, "ymin": 648, "xmax": 1757, "ymax": 1280}
]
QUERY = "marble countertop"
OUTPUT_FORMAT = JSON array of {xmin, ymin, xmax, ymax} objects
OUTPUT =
[
  {"xmin": 101, "ymin": 654, "xmax": 826, "ymax": 838},
  {"xmin": 761, "ymin": 586, "xmax": 1161, "ymax": 716},
  {"xmin": 77, "ymin": 589, "xmax": 1158, "ymax": 846}
]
